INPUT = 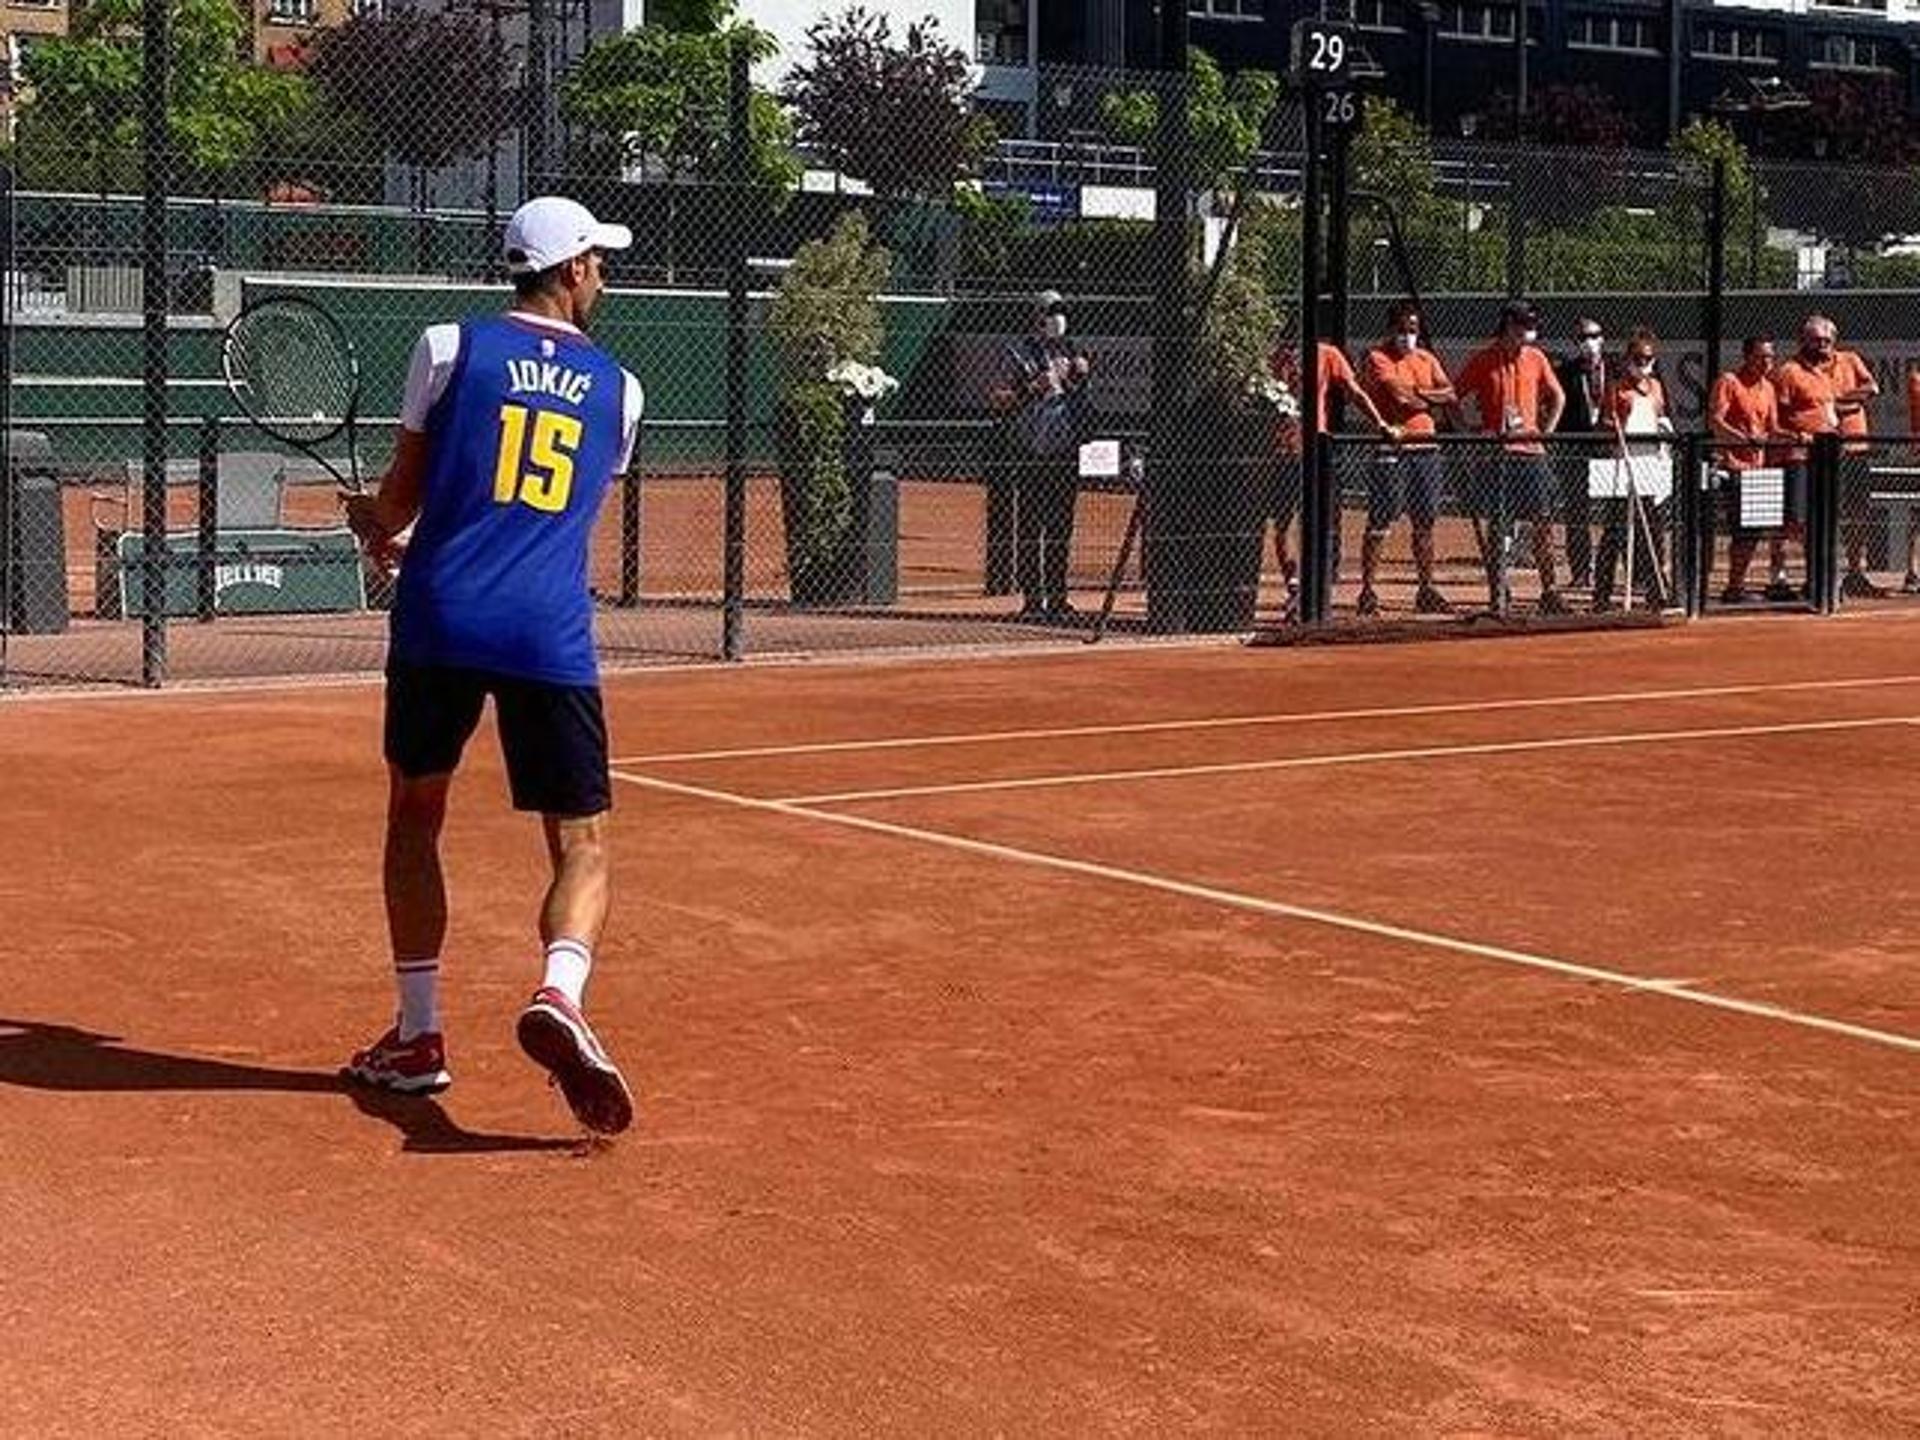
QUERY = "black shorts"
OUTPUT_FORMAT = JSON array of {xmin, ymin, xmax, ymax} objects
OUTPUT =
[
  {"xmin": 1367, "ymin": 449, "xmax": 1442, "ymax": 531},
  {"xmin": 384, "ymin": 663, "xmax": 611, "ymax": 817},
  {"xmin": 1469, "ymin": 454, "xmax": 1555, "ymax": 522}
]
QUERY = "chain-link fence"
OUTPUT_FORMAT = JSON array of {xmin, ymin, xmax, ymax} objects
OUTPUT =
[{"xmin": 16, "ymin": 28, "xmax": 1920, "ymax": 688}]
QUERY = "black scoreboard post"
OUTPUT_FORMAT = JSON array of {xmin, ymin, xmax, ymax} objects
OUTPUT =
[{"xmin": 1290, "ymin": 18, "xmax": 1359, "ymax": 625}]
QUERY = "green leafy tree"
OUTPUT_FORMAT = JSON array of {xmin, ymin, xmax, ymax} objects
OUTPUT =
[
  {"xmin": 308, "ymin": 12, "xmax": 517, "ymax": 207},
  {"xmin": 781, "ymin": 6, "xmax": 993, "ymax": 199},
  {"xmin": 1100, "ymin": 49, "xmax": 1282, "ymax": 194},
  {"xmin": 766, "ymin": 213, "xmax": 891, "ymax": 595},
  {"xmin": 560, "ymin": 3, "xmax": 796, "ymax": 190},
  {"xmin": 17, "ymin": 0, "xmax": 310, "ymax": 194},
  {"xmin": 1198, "ymin": 200, "xmax": 1286, "ymax": 403}
]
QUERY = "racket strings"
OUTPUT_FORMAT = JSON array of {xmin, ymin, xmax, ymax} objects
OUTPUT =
[{"xmin": 227, "ymin": 305, "xmax": 358, "ymax": 444}]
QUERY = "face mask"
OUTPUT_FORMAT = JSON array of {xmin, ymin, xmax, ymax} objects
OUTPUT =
[
  {"xmin": 1580, "ymin": 337, "xmax": 1604, "ymax": 360},
  {"xmin": 1521, "ymin": 328, "xmax": 1539, "ymax": 346},
  {"xmin": 1394, "ymin": 331, "xmax": 1418, "ymax": 353},
  {"xmin": 1044, "ymin": 314, "xmax": 1067, "ymax": 340},
  {"xmin": 1629, "ymin": 359, "xmax": 1653, "ymax": 378}
]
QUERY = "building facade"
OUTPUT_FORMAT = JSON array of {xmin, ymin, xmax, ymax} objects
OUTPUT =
[{"xmin": 1170, "ymin": 0, "xmax": 1919, "ymax": 143}]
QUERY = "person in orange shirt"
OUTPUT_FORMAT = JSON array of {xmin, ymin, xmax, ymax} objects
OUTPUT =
[
  {"xmin": 1771, "ymin": 313, "xmax": 1882, "ymax": 599},
  {"xmin": 1268, "ymin": 334, "xmax": 1391, "ymax": 606},
  {"xmin": 1820, "ymin": 317, "xmax": 1882, "ymax": 596},
  {"xmin": 1709, "ymin": 336, "xmax": 1787, "ymax": 602},
  {"xmin": 1358, "ymin": 299, "xmax": 1456, "ymax": 616},
  {"xmin": 1768, "ymin": 320, "xmax": 1841, "ymax": 602},
  {"xmin": 1591, "ymin": 327, "xmax": 1671, "ymax": 611},
  {"xmin": 1453, "ymin": 300, "xmax": 1569, "ymax": 613}
]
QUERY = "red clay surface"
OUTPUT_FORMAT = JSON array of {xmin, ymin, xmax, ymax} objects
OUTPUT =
[{"xmin": 5, "ymin": 614, "xmax": 1920, "ymax": 1434}]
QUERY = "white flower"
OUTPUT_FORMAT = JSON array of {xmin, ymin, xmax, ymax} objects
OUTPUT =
[
  {"xmin": 1246, "ymin": 372, "xmax": 1298, "ymax": 418},
  {"xmin": 826, "ymin": 359, "xmax": 899, "ymax": 401}
]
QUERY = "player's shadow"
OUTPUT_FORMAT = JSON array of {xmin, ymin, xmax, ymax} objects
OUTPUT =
[{"xmin": 0, "ymin": 1016, "xmax": 581, "ymax": 1156}]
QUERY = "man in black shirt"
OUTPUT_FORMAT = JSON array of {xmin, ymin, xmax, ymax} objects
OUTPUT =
[{"xmin": 1554, "ymin": 317, "xmax": 1609, "ymax": 590}]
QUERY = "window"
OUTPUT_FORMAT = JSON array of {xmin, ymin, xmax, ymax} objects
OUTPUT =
[
  {"xmin": 1813, "ymin": 34, "xmax": 1892, "ymax": 70},
  {"xmin": 975, "ymin": 0, "xmax": 1029, "ymax": 65},
  {"xmin": 1188, "ymin": 0, "xmax": 1264, "ymax": 17},
  {"xmin": 1438, "ymin": 3, "xmax": 1543, "ymax": 43},
  {"xmin": 1567, "ymin": 14, "xmax": 1658, "ymax": 53},
  {"xmin": 265, "ymin": 0, "xmax": 314, "ymax": 21},
  {"xmin": 1814, "ymin": 0, "xmax": 1887, "ymax": 11},
  {"xmin": 1324, "ymin": 0, "xmax": 1405, "ymax": 33},
  {"xmin": 352, "ymin": 0, "xmax": 385, "ymax": 16},
  {"xmin": 1693, "ymin": 24, "xmax": 1781, "ymax": 64},
  {"xmin": 5, "ymin": 0, "xmax": 62, "ymax": 10}
]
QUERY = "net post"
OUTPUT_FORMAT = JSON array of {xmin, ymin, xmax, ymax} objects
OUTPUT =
[
  {"xmin": 140, "ymin": 0, "xmax": 170, "ymax": 686},
  {"xmin": 196, "ymin": 415, "xmax": 218, "ymax": 622},
  {"xmin": 721, "ymin": 37, "xmax": 750, "ymax": 662}
]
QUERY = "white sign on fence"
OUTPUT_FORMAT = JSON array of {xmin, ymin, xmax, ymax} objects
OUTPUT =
[
  {"xmin": 1587, "ymin": 451, "xmax": 1674, "ymax": 503},
  {"xmin": 1739, "ymin": 467, "xmax": 1787, "ymax": 528}
]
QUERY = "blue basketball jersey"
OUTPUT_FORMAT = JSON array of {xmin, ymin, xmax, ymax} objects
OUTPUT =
[{"xmin": 391, "ymin": 315, "xmax": 627, "ymax": 685}]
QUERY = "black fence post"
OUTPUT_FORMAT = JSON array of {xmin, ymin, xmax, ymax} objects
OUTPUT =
[
  {"xmin": 140, "ymin": 0, "xmax": 170, "ymax": 685},
  {"xmin": 722, "ymin": 38, "xmax": 750, "ymax": 661},
  {"xmin": 1147, "ymin": 21, "xmax": 1191, "ymax": 633},
  {"xmin": 196, "ymin": 415, "xmax": 218, "ymax": 622},
  {"xmin": 1298, "ymin": 96, "xmax": 1328, "ymax": 626},
  {"xmin": 1678, "ymin": 430, "xmax": 1704, "ymax": 618},
  {"xmin": 1, "ymin": 163, "xmax": 12, "ymax": 680},
  {"xmin": 1810, "ymin": 432, "xmax": 1841, "ymax": 615},
  {"xmin": 1705, "ymin": 158, "xmax": 1726, "ymax": 396},
  {"xmin": 1504, "ymin": 148, "xmax": 1527, "ymax": 300},
  {"xmin": 619, "ymin": 427, "xmax": 642, "ymax": 608}
]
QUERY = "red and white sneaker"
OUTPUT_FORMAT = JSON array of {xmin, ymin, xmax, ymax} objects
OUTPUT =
[
  {"xmin": 516, "ymin": 987, "xmax": 633, "ymax": 1135},
  {"xmin": 340, "ymin": 1025, "xmax": 451, "ymax": 1095}
]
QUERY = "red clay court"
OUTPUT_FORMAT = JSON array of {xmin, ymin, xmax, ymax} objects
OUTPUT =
[{"xmin": 4, "ymin": 613, "xmax": 1919, "ymax": 1434}]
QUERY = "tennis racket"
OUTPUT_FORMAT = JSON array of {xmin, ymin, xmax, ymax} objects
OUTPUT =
[{"xmin": 221, "ymin": 295, "xmax": 365, "ymax": 493}]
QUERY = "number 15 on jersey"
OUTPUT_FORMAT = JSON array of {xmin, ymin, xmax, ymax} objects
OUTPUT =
[{"xmin": 494, "ymin": 404, "xmax": 583, "ymax": 513}]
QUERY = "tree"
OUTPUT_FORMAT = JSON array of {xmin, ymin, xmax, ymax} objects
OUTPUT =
[
  {"xmin": 560, "ymin": 2, "xmax": 795, "ymax": 191},
  {"xmin": 1481, "ymin": 82, "xmax": 1643, "ymax": 149},
  {"xmin": 1099, "ymin": 49, "xmax": 1282, "ymax": 195},
  {"xmin": 308, "ymin": 12, "xmax": 516, "ymax": 206},
  {"xmin": 16, "ymin": 0, "xmax": 310, "ymax": 194},
  {"xmin": 1762, "ymin": 77, "xmax": 1920, "ymax": 260},
  {"xmin": 1783, "ymin": 73, "xmax": 1920, "ymax": 166},
  {"xmin": 781, "ymin": 6, "xmax": 992, "ymax": 199}
]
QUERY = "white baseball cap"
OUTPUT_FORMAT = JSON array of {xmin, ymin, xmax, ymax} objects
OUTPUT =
[{"xmin": 502, "ymin": 196, "xmax": 632, "ymax": 275}]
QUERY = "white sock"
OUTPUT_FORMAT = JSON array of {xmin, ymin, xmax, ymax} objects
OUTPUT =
[
  {"xmin": 394, "ymin": 959, "xmax": 441, "ymax": 1041},
  {"xmin": 542, "ymin": 938, "xmax": 592, "ymax": 1007}
]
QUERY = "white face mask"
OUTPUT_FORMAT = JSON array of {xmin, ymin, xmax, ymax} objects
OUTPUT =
[
  {"xmin": 1043, "ymin": 314, "xmax": 1067, "ymax": 340},
  {"xmin": 1521, "ymin": 328, "xmax": 1539, "ymax": 346},
  {"xmin": 1630, "ymin": 359, "xmax": 1654, "ymax": 379},
  {"xmin": 1394, "ymin": 331, "xmax": 1418, "ymax": 353},
  {"xmin": 1580, "ymin": 336, "xmax": 1604, "ymax": 360}
]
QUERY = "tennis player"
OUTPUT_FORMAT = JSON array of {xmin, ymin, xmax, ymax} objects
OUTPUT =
[{"xmin": 339, "ymin": 196, "xmax": 643, "ymax": 1135}]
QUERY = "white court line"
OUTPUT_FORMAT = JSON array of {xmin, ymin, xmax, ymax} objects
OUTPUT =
[
  {"xmin": 611, "ymin": 768, "xmax": 1920, "ymax": 1058},
  {"xmin": 776, "ymin": 713, "xmax": 1920, "ymax": 806},
  {"xmin": 611, "ymin": 672, "xmax": 1920, "ymax": 765}
]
